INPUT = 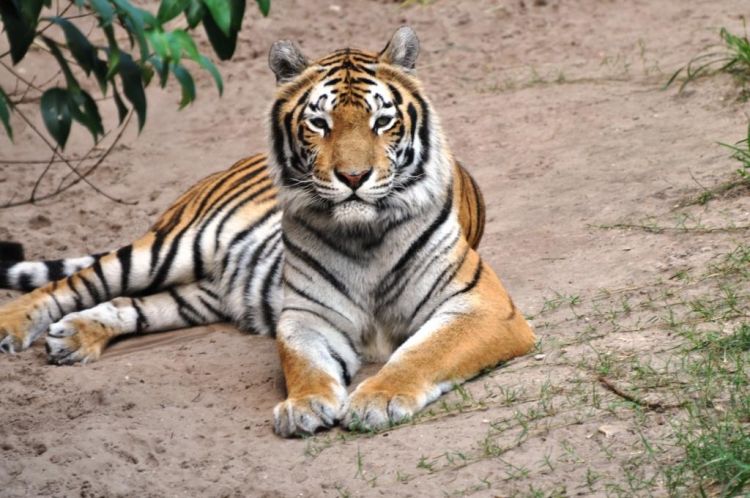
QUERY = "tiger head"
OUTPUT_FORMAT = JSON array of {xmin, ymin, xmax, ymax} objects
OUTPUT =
[{"xmin": 267, "ymin": 27, "xmax": 452, "ymax": 227}]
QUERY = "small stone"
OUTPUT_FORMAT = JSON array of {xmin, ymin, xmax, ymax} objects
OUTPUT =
[
  {"xmin": 598, "ymin": 424, "xmax": 624, "ymax": 437},
  {"xmin": 534, "ymin": 354, "xmax": 546, "ymax": 361}
]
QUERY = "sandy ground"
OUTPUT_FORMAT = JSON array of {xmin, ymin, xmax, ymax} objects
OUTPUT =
[{"xmin": 1, "ymin": 0, "xmax": 749, "ymax": 496}]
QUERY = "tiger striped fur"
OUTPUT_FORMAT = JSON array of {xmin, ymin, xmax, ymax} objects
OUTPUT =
[{"xmin": 0, "ymin": 27, "xmax": 535, "ymax": 436}]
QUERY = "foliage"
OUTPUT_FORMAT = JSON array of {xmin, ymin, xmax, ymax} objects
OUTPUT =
[
  {"xmin": 665, "ymin": 25, "xmax": 750, "ymax": 98},
  {"xmin": 0, "ymin": 0, "xmax": 271, "ymax": 149},
  {"xmin": 719, "ymin": 123, "xmax": 750, "ymax": 182}
]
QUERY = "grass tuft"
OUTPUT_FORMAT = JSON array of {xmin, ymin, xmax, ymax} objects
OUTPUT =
[{"xmin": 666, "ymin": 24, "xmax": 750, "ymax": 98}]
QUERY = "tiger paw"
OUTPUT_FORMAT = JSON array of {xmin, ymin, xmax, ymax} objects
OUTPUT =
[
  {"xmin": 0, "ymin": 295, "xmax": 49, "ymax": 354},
  {"xmin": 342, "ymin": 385, "xmax": 422, "ymax": 432},
  {"xmin": 45, "ymin": 317, "xmax": 114, "ymax": 365},
  {"xmin": 273, "ymin": 393, "xmax": 346, "ymax": 437}
]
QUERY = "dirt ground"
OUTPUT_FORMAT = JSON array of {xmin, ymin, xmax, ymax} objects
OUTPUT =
[{"xmin": 1, "ymin": 0, "xmax": 749, "ymax": 496}]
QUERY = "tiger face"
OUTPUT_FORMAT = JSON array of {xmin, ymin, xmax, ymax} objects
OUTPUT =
[{"xmin": 268, "ymin": 28, "xmax": 451, "ymax": 226}]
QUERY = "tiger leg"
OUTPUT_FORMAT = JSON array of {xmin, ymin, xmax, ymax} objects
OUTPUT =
[
  {"xmin": 272, "ymin": 310, "xmax": 361, "ymax": 437},
  {"xmin": 0, "ymin": 232, "xmax": 202, "ymax": 354},
  {"xmin": 45, "ymin": 281, "xmax": 225, "ymax": 364},
  {"xmin": 343, "ymin": 254, "xmax": 536, "ymax": 431}
]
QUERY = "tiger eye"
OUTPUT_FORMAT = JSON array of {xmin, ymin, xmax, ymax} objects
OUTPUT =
[
  {"xmin": 309, "ymin": 118, "xmax": 328, "ymax": 130},
  {"xmin": 374, "ymin": 116, "xmax": 392, "ymax": 129}
]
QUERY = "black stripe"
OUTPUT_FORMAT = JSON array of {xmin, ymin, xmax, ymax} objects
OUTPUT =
[
  {"xmin": 282, "ymin": 306, "xmax": 359, "ymax": 356},
  {"xmin": 116, "ymin": 245, "xmax": 132, "ymax": 294},
  {"xmin": 328, "ymin": 348, "xmax": 351, "ymax": 386},
  {"xmin": 236, "ymin": 230, "xmax": 281, "ymax": 294},
  {"xmin": 211, "ymin": 180, "xmax": 275, "ymax": 250},
  {"xmin": 292, "ymin": 216, "xmax": 365, "ymax": 262},
  {"xmin": 222, "ymin": 207, "xmax": 280, "ymax": 273},
  {"xmin": 47, "ymin": 260, "xmax": 65, "ymax": 281},
  {"xmin": 410, "ymin": 261, "xmax": 460, "ymax": 322},
  {"xmin": 283, "ymin": 235, "xmax": 352, "ymax": 299},
  {"xmin": 0, "ymin": 241, "xmax": 24, "ymax": 261},
  {"xmin": 261, "ymin": 251, "xmax": 283, "ymax": 333},
  {"xmin": 149, "ymin": 232, "xmax": 168, "ymax": 276},
  {"xmin": 148, "ymin": 163, "xmax": 267, "ymax": 290},
  {"xmin": 0, "ymin": 261, "xmax": 12, "ymax": 289},
  {"xmin": 91, "ymin": 261, "xmax": 111, "ymax": 300},
  {"xmin": 78, "ymin": 273, "xmax": 101, "ymax": 303},
  {"xmin": 46, "ymin": 290, "xmax": 64, "ymax": 317},
  {"xmin": 168, "ymin": 288, "xmax": 202, "ymax": 326},
  {"xmin": 451, "ymin": 261, "xmax": 484, "ymax": 298},
  {"xmin": 131, "ymin": 298, "xmax": 148, "ymax": 333},
  {"xmin": 397, "ymin": 96, "xmax": 431, "ymax": 190},
  {"xmin": 468, "ymin": 171, "xmax": 485, "ymax": 247},
  {"xmin": 285, "ymin": 259, "xmax": 313, "ymax": 281},
  {"xmin": 375, "ymin": 229, "xmax": 460, "ymax": 313},
  {"xmin": 210, "ymin": 165, "xmax": 273, "ymax": 252},
  {"xmin": 436, "ymin": 246, "xmax": 471, "ymax": 295},
  {"xmin": 387, "ymin": 84, "xmax": 403, "ymax": 105},
  {"xmin": 197, "ymin": 295, "xmax": 225, "ymax": 321},
  {"xmin": 388, "ymin": 188, "xmax": 453, "ymax": 278},
  {"xmin": 18, "ymin": 273, "xmax": 33, "ymax": 292},
  {"xmin": 283, "ymin": 279, "xmax": 353, "ymax": 324},
  {"xmin": 197, "ymin": 283, "xmax": 220, "ymax": 300},
  {"xmin": 67, "ymin": 277, "xmax": 85, "ymax": 311},
  {"xmin": 271, "ymin": 99, "xmax": 289, "ymax": 183}
]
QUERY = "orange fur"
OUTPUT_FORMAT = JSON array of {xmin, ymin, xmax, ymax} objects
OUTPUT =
[
  {"xmin": 352, "ymin": 248, "xmax": 534, "ymax": 403},
  {"xmin": 277, "ymin": 341, "xmax": 339, "ymax": 402}
]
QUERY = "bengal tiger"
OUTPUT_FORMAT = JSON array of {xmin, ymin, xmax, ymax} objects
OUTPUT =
[{"xmin": 0, "ymin": 27, "xmax": 535, "ymax": 436}]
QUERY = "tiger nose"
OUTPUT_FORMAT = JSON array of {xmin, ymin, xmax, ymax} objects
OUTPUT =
[{"xmin": 335, "ymin": 168, "xmax": 373, "ymax": 190}]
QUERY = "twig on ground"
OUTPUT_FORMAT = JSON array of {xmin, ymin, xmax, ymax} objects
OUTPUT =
[
  {"xmin": 597, "ymin": 375, "xmax": 685, "ymax": 412},
  {"xmin": 1, "ymin": 108, "xmax": 136, "ymax": 208}
]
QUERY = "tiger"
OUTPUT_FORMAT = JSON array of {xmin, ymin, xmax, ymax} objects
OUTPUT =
[{"xmin": 0, "ymin": 27, "xmax": 535, "ymax": 436}]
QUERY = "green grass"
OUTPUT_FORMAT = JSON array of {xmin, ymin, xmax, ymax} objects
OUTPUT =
[
  {"xmin": 720, "ymin": 122, "xmax": 750, "ymax": 182},
  {"xmin": 665, "ymin": 323, "xmax": 750, "ymax": 496},
  {"xmin": 666, "ymin": 25, "xmax": 750, "ymax": 98}
]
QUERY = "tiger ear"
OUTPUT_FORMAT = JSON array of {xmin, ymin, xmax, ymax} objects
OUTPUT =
[
  {"xmin": 379, "ymin": 26, "xmax": 420, "ymax": 71},
  {"xmin": 269, "ymin": 40, "xmax": 309, "ymax": 84}
]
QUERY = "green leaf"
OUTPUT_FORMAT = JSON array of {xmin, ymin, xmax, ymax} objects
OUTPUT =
[
  {"xmin": 0, "ymin": 87, "xmax": 13, "ymax": 141},
  {"xmin": 147, "ymin": 29, "xmax": 170, "ymax": 60},
  {"xmin": 103, "ymin": 25, "xmax": 121, "ymax": 79},
  {"xmin": 255, "ymin": 0, "xmax": 270, "ymax": 16},
  {"xmin": 112, "ymin": 84, "xmax": 129, "ymax": 124},
  {"xmin": 149, "ymin": 56, "xmax": 170, "ymax": 87},
  {"xmin": 0, "ymin": 0, "xmax": 44, "ymax": 64},
  {"xmin": 171, "ymin": 64, "xmax": 196, "ymax": 109},
  {"xmin": 169, "ymin": 30, "xmax": 200, "ymax": 61},
  {"xmin": 42, "ymin": 36, "xmax": 80, "ymax": 91},
  {"xmin": 198, "ymin": 55, "xmax": 223, "ymax": 95},
  {"xmin": 141, "ymin": 64, "xmax": 156, "ymax": 86},
  {"xmin": 203, "ymin": 0, "xmax": 232, "ymax": 36},
  {"xmin": 157, "ymin": 0, "xmax": 190, "ymax": 22},
  {"xmin": 47, "ymin": 17, "xmax": 96, "ymax": 71},
  {"xmin": 183, "ymin": 0, "xmax": 205, "ymax": 28},
  {"xmin": 106, "ymin": 48, "xmax": 121, "ymax": 79},
  {"xmin": 40, "ymin": 88, "xmax": 72, "ymax": 149},
  {"xmin": 118, "ymin": 53, "xmax": 147, "ymax": 131},
  {"xmin": 69, "ymin": 89, "xmax": 104, "ymax": 142},
  {"xmin": 202, "ymin": 0, "xmax": 244, "ymax": 60},
  {"xmin": 111, "ymin": 0, "xmax": 150, "ymax": 61},
  {"xmin": 89, "ymin": 0, "xmax": 115, "ymax": 26}
]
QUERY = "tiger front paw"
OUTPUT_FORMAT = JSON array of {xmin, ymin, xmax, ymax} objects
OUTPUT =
[
  {"xmin": 0, "ymin": 295, "xmax": 49, "ymax": 354},
  {"xmin": 273, "ymin": 391, "xmax": 346, "ymax": 437},
  {"xmin": 45, "ymin": 316, "xmax": 114, "ymax": 365},
  {"xmin": 342, "ymin": 383, "xmax": 423, "ymax": 432}
]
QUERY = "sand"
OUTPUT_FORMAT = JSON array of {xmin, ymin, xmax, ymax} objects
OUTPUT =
[{"xmin": 1, "ymin": 0, "xmax": 749, "ymax": 495}]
